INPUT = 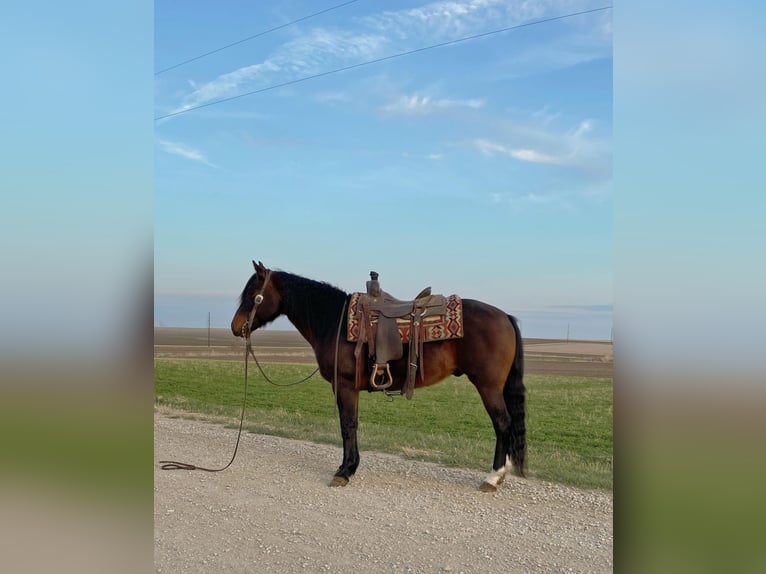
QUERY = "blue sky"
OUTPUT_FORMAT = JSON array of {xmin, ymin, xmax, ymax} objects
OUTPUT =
[{"xmin": 154, "ymin": 0, "xmax": 613, "ymax": 340}]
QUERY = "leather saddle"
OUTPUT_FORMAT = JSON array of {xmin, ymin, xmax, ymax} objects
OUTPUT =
[{"xmin": 354, "ymin": 272, "xmax": 447, "ymax": 399}]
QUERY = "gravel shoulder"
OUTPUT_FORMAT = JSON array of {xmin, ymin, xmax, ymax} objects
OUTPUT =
[{"xmin": 154, "ymin": 414, "xmax": 613, "ymax": 573}]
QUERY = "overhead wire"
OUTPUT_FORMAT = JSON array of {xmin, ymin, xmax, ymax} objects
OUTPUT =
[
  {"xmin": 155, "ymin": 5, "xmax": 612, "ymax": 121},
  {"xmin": 155, "ymin": 0, "xmax": 363, "ymax": 75}
]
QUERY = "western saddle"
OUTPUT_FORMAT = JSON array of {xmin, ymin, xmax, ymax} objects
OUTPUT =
[{"xmin": 353, "ymin": 271, "xmax": 447, "ymax": 399}]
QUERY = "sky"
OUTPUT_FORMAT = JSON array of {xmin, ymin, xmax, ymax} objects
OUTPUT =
[{"xmin": 154, "ymin": 0, "xmax": 613, "ymax": 340}]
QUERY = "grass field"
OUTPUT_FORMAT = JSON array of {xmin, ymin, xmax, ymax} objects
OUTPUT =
[{"xmin": 155, "ymin": 359, "xmax": 612, "ymax": 490}]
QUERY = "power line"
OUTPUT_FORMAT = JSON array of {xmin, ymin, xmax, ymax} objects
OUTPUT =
[
  {"xmin": 155, "ymin": 5, "xmax": 612, "ymax": 121},
  {"xmin": 155, "ymin": 0, "xmax": 363, "ymax": 75}
]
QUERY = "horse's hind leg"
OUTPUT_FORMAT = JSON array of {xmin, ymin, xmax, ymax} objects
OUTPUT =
[
  {"xmin": 504, "ymin": 314, "xmax": 526, "ymax": 477},
  {"xmin": 503, "ymin": 367, "xmax": 526, "ymax": 477},
  {"xmin": 475, "ymin": 384, "xmax": 513, "ymax": 492}
]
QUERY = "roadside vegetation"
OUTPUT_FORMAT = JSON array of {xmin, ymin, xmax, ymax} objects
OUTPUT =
[{"xmin": 155, "ymin": 359, "xmax": 612, "ymax": 490}]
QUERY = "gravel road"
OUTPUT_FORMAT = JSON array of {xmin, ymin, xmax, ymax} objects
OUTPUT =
[{"xmin": 154, "ymin": 414, "xmax": 613, "ymax": 573}]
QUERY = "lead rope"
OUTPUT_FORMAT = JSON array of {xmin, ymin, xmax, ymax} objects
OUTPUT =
[
  {"xmin": 158, "ymin": 342, "xmax": 252, "ymax": 472},
  {"xmin": 246, "ymin": 341, "xmax": 319, "ymax": 386},
  {"xmin": 159, "ymin": 296, "xmax": 349, "ymax": 472},
  {"xmin": 160, "ymin": 272, "xmax": 272, "ymax": 471}
]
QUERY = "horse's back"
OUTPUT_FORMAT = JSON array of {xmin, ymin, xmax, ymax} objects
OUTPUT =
[
  {"xmin": 460, "ymin": 298, "xmax": 517, "ymax": 340},
  {"xmin": 416, "ymin": 298, "xmax": 517, "ymax": 387}
]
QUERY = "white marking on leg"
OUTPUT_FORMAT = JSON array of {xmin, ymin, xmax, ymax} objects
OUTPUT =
[{"xmin": 483, "ymin": 464, "xmax": 507, "ymax": 487}]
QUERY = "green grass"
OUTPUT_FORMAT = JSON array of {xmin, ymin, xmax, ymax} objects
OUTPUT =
[{"xmin": 154, "ymin": 359, "xmax": 612, "ymax": 490}]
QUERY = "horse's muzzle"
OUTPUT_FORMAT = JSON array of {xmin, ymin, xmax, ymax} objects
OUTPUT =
[{"xmin": 231, "ymin": 318, "xmax": 249, "ymax": 338}]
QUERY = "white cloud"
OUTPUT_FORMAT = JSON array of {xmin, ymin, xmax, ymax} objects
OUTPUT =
[
  {"xmin": 382, "ymin": 93, "xmax": 484, "ymax": 115},
  {"xmin": 174, "ymin": 61, "xmax": 282, "ymax": 113},
  {"xmin": 157, "ymin": 139, "xmax": 217, "ymax": 167},
  {"xmin": 363, "ymin": 0, "xmax": 611, "ymax": 62},
  {"xmin": 472, "ymin": 115, "xmax": 610, "ymax": 179},
  {"xmin": 571, "ymin": 119, "xmax": 593, "ymax": 139},
  {"xmin": 175, "ymin": 29, "xmax": 387, "ymax": 113},
  {"xmin": 531, "ymin": 105, "xmax": 561, "ymax": 126},
  {"xmin": 427, "ymin": 153, "xmax": 443, "ymax": 160},
  {"xmin": 164, "ymin": 0, "xmax": 609, "ymax": 115},
  {"xmin": 270, "ymin": 28, "xmax": 387, "ymax": 79},
  {"xmin": 474, "ymin": 139, "xmax": 510, "ymax": 155},
  {"xmin": 510, "ymin": 148, "xmax": 558, "ymax": 164},
  {"xmin": 474, "ymin": 139, "xmax": 558, "ymax": 164},
  {"xmin": 364, "ymin": 0, "xmax": 547, "ymax": 41}
]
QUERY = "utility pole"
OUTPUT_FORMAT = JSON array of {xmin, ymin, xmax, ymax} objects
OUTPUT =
[
  {"xmin": 208, "ymin": 312, "xmax": 211, "ymax": 348},
  {"xmin": 566, "ymin": 323, "xmax": 570, "ymax": 342}
]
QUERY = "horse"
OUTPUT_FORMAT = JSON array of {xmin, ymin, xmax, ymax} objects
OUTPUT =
[{"xmin": 230, "ymin": 261, "xmax": 526, "ymax": 492}]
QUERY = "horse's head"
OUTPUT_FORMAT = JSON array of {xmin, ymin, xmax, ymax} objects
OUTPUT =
[{"xmin": 231, "ymin": 260, "xmax": 282, "ymax": 338}]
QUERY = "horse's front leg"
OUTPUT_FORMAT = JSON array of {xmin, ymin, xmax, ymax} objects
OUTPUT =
[{"xmin": 331, "ymin": 382, "xmax": 360, "ymax": 487}]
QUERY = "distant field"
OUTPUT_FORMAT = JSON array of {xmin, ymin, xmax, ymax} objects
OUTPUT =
[{"xmin": 154, "ymin": 327, "xmax": 613, "ymax": 378}]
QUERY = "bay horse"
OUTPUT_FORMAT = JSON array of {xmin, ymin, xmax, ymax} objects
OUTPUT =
[{"xmin": 230, "ymin": 261, "xmax": 526, "ymax": 492}]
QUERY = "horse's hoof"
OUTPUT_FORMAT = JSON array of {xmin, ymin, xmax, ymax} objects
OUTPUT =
[
  {"xmin": 330, "ymin": 476, "xmax": 349, "ymax": 487},
  {"xmin": 479, "ymin": 481, "xmax": 498, "ymax": 493}
]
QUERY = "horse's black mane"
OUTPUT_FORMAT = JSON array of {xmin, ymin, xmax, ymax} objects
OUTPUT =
[
  {"xmin": 242, "ymin": 270, "xmax": 348, "ymax": 341},
  {"xmin": 278, "ymin": 271, "xmax": 349, "ymax": 340}
]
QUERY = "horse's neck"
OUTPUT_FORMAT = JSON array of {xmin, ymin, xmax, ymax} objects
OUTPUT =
[
  {"xmin": 280, "ymin": 281, "xmax": 344, "ymax": 350},
  {"xmin": 285, "ymin": 312, "xmax": 319, "ymax": 348}
]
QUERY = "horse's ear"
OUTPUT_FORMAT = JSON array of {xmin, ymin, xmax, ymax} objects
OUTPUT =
[{"xmin": 252, "ymin": 260, "xmax": 267, "ymax": 278}]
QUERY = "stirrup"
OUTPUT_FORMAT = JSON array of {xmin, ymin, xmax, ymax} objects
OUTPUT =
[{"xmin": 370, "ymin": 363, "xmax": 393, "ymax": 390}]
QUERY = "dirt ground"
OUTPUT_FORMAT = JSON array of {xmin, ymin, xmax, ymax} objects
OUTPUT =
[
  {"xmin": 154, "ymin": 415, "xmax": 613, "ymax": 574},
  {"xmin": 154, "ymin": 329, "xmax": 613, "ymax": 573}
]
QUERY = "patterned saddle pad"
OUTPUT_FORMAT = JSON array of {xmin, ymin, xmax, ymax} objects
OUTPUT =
[{"xmin": 347, "ymin": 293, "xmax": 464, "ymax": 343}]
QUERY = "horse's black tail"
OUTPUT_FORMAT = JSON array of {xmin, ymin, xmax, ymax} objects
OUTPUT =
[{"xmin": 504, "ymin": 314, "xmax": 526, "ymax": 477}]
